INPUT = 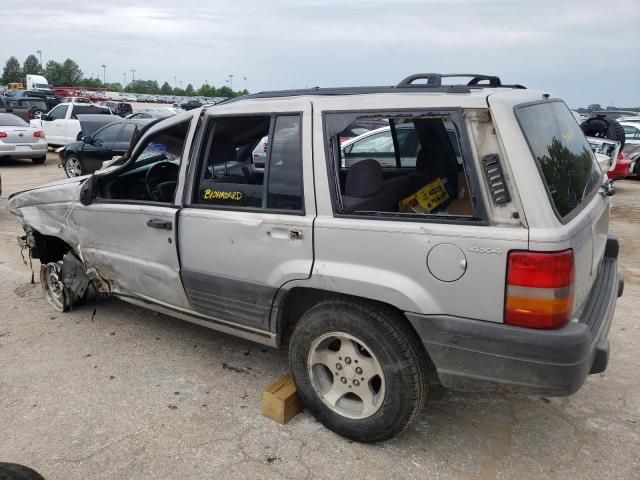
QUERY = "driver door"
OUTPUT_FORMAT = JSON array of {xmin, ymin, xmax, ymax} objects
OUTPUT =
[{"xmin": 71, "ymin": 116, "xmax": 196, "ymax": 308}]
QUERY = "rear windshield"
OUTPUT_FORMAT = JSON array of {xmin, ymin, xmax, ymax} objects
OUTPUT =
[
  {"xmin": 516, "ymin": 101, "xmax": 601, "ymax": 220},
  {"xmin": 0, "ymin": 113, "xmax": 28, "ymax": 126}
]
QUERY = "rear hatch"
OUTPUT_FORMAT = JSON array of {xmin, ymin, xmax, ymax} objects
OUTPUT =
[{"xmin": 513, "ymin": 99, "xmax": 609, "ymax": 314}]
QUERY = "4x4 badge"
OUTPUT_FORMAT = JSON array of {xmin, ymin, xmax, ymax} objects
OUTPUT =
[{"xmin": 468, "ymin": 246, "xmax": 503, "ymax": 254}]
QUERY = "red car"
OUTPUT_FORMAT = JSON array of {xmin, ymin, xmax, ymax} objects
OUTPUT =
[{"xmin": 608, "ymin": 151, "xmax": 631, "ymax": 181}]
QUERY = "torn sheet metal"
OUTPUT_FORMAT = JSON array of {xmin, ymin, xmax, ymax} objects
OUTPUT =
[{"xmin": 60, "ymin": 252, "xmax": 90, "ymax": 298}]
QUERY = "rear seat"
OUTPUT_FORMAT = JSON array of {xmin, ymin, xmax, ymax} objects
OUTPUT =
[{"xmin": 341, "ymin": 158, "xmax": 412, "ymax": 212}]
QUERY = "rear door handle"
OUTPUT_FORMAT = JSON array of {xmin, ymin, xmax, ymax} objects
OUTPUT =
[{"xmin": 146, "ymin": 218, "xmax": 173, "ymax": 230}]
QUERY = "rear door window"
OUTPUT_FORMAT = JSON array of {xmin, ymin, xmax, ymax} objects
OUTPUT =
[{"xmin": 516, "ymin": 101, "xmax": 601, "ymax": 220}]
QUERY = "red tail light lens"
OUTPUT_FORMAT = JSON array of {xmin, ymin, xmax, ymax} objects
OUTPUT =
[
  {"xmin": 33, "ymin": 131, "xmax": 45, "ymax": 138},
  {"xmin": 0, "ymin": 131, "xmax": 7, "ymax": 138},
  {"xmin": 505, "ymin": 249, "xmax": 574, "ymax": 329}
]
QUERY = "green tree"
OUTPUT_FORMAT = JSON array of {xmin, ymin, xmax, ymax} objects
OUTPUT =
[
  {"xmin": 185, "ymin": 83, "xmax": 195, "ymax": 96},
  {"xmin": 586, "ymin": 103, "xmax": 602, "ymax": 112},
  {"xmin": 107, "ymin": 82, "xmax": 123, "ymax": 92},
  {"xmin": 79, "ymin": 77, "xmax": 103, "ymax": 88},
  {"xmin": 216, "ymin": 86, "xmax": 234, "ymax": 98},
  {"xmin": 173, "ymin": 87, "xmax": 185, "ymax": 96},
  {"xmin": 22, "ymin": 55, "xmax": 43, "ymax": 76},
  {"xmin": 160, "ymin": 81, "xmax": 173, "ymax": 95},
  {"xmin": 44, "ymin": 60, "xmax": 63, "ymax": 85},
  {"xmin": 2, "ymin": 56, "xmax": 22, "ymax": 84},
  {"xmin": 60, "ymin": 58, "xmax": 83, "ymax": 85},
  {"xmin": 197, "ymin": 83, "xmax": 212, "ymax": 97}
]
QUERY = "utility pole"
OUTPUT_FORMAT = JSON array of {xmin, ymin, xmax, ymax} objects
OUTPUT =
[
  {"xmin": 228, "ymin": 74, "xmax": 234, "ymax": 90},
  {"xmin": 131, "ymin": 69, "xmax": 136, "ymax": 84},
  {"xmin": 243, "ymin": 76, "xmax": 247, "ymax": 91},
  {"xmin": 174, "ymin": 75, "xmax": 177, "ymax": 88},
  {"xmin": 101, "ymin": 64, "xmax": 107, "ymax": 85},
  {"xmin": 123, "ymin": 72, "xmax": 127, "ymax": 86},
  {"xmin": 36, "ymin": 50, "xmax": 42, "ymax": 66}
]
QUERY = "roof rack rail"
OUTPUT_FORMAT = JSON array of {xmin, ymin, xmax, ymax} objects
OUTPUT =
[{"xmin": 397, "ymin": 73, "xmax": 526, "ymax": 89}]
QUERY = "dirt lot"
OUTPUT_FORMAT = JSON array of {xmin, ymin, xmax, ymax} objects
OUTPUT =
[{"xmin": 0, "ymin": 154, "xmax": 639, "ymax": 480}]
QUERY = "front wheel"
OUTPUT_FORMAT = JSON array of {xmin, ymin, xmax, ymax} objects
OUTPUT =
[
  {"xmin": 289, "ymin": 299, "xmax": 429, "ymax": 442},
  {"xmin": 40, "ymin": 262, "xmax": 72, "ymax": 312},
  {"xmin": 64, "ymin": 155, "xmax": 83, "ymax": 177}
]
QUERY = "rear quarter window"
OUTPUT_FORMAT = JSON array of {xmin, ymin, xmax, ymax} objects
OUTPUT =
[{"xmin": 516, "ymin": 101, "xmax": 601, "ymax": 221}]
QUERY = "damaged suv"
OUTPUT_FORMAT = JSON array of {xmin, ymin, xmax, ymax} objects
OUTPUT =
[{"xmin": 7, "ymin": 73, "xmax": 623, "ymax": 442}]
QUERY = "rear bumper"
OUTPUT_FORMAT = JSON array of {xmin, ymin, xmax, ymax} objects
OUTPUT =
[
  {"xmin": 0, "ymin": 143, "xmax": 47, "ymax": 159},
  {"xmin": 407, "ymin": 236, "xmax": 623, "ymax": 396}
]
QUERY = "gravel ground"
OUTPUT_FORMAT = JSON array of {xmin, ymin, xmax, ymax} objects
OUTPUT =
[{"xmin": 0, "ymin": 155, "xmax": 639, "ymax": 480}]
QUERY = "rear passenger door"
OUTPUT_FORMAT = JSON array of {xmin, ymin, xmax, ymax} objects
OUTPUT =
[{"xmin": 178, "ymin": 101, "xmax": 314, "ymax": 331}]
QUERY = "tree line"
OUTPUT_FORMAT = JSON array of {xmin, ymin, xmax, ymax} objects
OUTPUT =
[{"xmin": 1, "ymin": 55, "xmax": 247, "ymax": 98}]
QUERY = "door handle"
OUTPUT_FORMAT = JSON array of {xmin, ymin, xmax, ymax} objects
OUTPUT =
[
  {"xmin": 146, "ymin": 218, "xmax": 173, "ymax": 230},
  {"xmin": 267, "ymin": 228, "xmax": 303, "ymax": 240}
]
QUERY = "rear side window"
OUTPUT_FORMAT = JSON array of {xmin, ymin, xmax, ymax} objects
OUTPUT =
[{"xmin": 516, "ymin": 101, "xmax": 601, "ymax": 220}]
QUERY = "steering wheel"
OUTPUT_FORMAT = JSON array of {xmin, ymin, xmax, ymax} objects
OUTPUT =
[{"xmin": 145, "ymin": 161, "xmax": 179, "ymax": 201}]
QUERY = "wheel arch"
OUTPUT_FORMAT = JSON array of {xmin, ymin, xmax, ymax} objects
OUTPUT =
[{"xmin": 272, "ymin": 286, "xmax": 441, "ymax": 385}]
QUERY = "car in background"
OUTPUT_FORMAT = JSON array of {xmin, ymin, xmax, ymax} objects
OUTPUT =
[
  {"xmin": 61, "ymin": 118, "xmax": 152, "ymax": 177},
  {"xmin": 0, "ymin": 113, "xmax": 47, "ymax": 164},
  {"xmin": 589, "ymin": 110, "xmax": 638, "ymax": 121},
  {"xmin": 62, "ymin": 96, "xmax": 93, "ymax": 104},
  {"xmin": 126, "ymin": 108, "xmax": 178, "ymax": 119},
  {"xmin": 608, "ymin": 151, "xmax": 632, "ymax": 181},
  {"xmin": 2, "ymin": 97, "xmax": 49, "ymax": 119},
  {"xmin": 33, "ymin": 103, "xmax": 112, "ymax": 147},
  {"xmin": 620, "ymin": 121, "xmax": 640, "ymax": 177},
  {"xmin": 123, "ymin": 94, "xmax": 137, "ymax": 102},
  {"xmin": 341, "ymin": 121, "xmax": 462, "ymax": 168},
  {"xmin": 338, "ymin": 119, "xmax": 389, "ymax": 143},
  {"xmin": 8, "ymin": 90, "xmax": 62, "ymax": 110},
  {"xmin": 99, "ymin": 101, "xmax": 133, "ymax": 117},
  {"xmin": 180, "ymin": 99, "xmax": 202, "ymax": 110}
]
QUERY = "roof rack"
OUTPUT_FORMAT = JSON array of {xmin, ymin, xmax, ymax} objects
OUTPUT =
[
  {"xmin": 220, "ymin": 73, "xmax": 525, "ymax": 104},
  {"xmin": 396, "ymin": 73, "xmax": 525, "ymax": 89}
]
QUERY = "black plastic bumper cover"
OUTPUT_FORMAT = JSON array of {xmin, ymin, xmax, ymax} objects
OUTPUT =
[{"xmin": 407, "ymin": 236, "xmax": 623, "ymax": 396}]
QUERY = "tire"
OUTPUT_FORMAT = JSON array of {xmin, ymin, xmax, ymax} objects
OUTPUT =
[
  {"xmin": 580, "ymin": 117, "xmax": 626, "ymax": 149},
  {"xmin": 289, "ymin": 299, "xmax": 429, "ymax": 442},
  {"xmin": 0, "ymin": 463, "xmax": 45, "ymax": 480},
  {"xmin": 40, "ymin": 261, "xmax": 73, "ymax": 312},
  {"xmin": 31, "ymin": 155, "xmax": 46, "ymax": 164},
  {"xmin": 64, "ymin": 155, "xmax": 83, "ymax": 177}
]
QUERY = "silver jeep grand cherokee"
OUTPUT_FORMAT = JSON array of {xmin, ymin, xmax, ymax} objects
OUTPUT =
[{"xmin": 7, "ymin": 73, "xmax": 623, "ymax": 442}]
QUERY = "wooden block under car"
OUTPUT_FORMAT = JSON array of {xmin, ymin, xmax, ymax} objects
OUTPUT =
[{"xmin": 262, "ymin": 373, "xmax": 303, "ymax": 424}]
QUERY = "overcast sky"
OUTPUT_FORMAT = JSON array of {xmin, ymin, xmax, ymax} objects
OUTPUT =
[{"xmin": 3, "ymin": 0, "xmax": 639, "ymax": 107}]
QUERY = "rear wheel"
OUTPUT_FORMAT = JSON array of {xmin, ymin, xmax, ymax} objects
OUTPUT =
[
  {"xmin": 31, "ymin": 156, "xmax": 46, "ymax": 164},
  {"xmin": 289, "ymin": 299, "xmax": 429, "ymax": 442},
  {"xmin": 64, "ymin": 155, "xmax": 83, "ymax": 177}
]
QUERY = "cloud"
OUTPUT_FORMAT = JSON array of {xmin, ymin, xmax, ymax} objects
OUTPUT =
[{"xmin": 1, "ymin": 0, "xmax": 638, "ymax": 106}]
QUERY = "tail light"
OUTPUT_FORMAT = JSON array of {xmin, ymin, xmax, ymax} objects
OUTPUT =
[
  {"xmin": 505, "ymin": 249, "xmax": 574, "ymax": 329},
  {"xmin": 0, "ymin": 131, "xmax": 7, "ymax": 138},
  {"xmin": 33, "ymin": 131, "xmax": 45, "ymax": 138}
]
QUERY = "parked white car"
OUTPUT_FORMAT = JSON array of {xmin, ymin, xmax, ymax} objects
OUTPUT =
[
  {"xmin": 0, "ymin": 113, "xmax": 48, "ymax": 164},
  {"xmin": 621, "ymin": 121, "xmax": 640, "ymax": 176},
  {"xmin": 31, "ymin": 103, "xmax": 112, "ymax": 147}
]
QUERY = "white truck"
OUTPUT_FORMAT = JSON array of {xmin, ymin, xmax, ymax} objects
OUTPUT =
[
  {"xmin": 31, "ymin": 102, "xmax": 112, "ymax": 147},
  {"xmin": 26, "ymin": 74, "xmax": 52, "ymax": 93}
]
